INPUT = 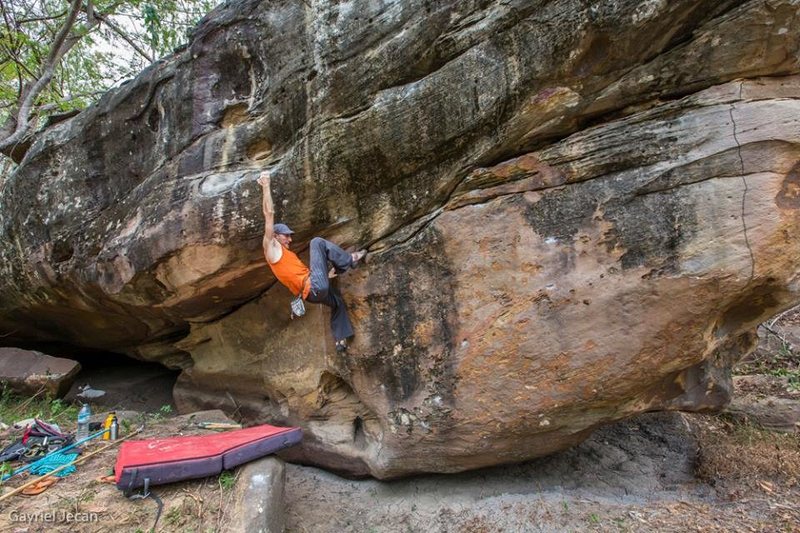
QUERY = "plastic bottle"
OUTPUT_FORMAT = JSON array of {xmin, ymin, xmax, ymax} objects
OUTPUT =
[
  {"xmin": 102, "ymin": 411, "xmax": 116, "ymax": 440},
  {"xmin": 76, "ymin": 403, "xmax": 91, "ymax": 441}
]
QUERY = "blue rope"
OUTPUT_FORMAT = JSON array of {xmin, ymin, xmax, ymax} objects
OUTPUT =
[
  {"xmin": 2, "ymin": 428, "xmax": 106, "ymax": 481},
  {"xmin": 28, "ymin": 453, "xmax": 79, "ymax": 478}
]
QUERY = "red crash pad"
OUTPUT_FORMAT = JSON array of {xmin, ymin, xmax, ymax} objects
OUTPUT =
[{"xmin": 115, "ymin": 424, "xmax": 302, "ymax": 490}]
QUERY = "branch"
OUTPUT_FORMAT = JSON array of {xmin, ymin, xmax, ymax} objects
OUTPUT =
[
  {"xmin": 0, "ymin": 44, "xmax": 39, "ymax": 80},
  {"xmin": 759, "ymin": 323, "xmax": 787, "ymax": 346},
  {"xmin": 86, "ymin": 0, "xmax": 96, "ymax": 26},
  {"xmin": 0, "ymin": 0, "xmax": 84, "ymax": 154},
  {"xmin": 768, "ymin": 308, "xmax": 793, "ymax": 329},
  {"xmin": 16, "ymin": 10, "xmax": 69, "ymax": 24},
  {"xmin": 76, "ymin": 0, "xmax": 153, "ymax": 61},
  {"xmin": 92, "ymin": 12, "xmax": 154, "ymax": 62},
  {"xmin": 37, "ymin": 103, "xmax": 59, "ymax": 113},
  {"xmin": 0, "ymin": 0, "xmax": 13, "ymax": 32},
  {"xmin": 0, "ymin": 0, "xmax": 21, "ymax": 59},
  {"xmin": 89, "ymin": 0, "xmax": 128, "ymax": 19},
  {"xmin": 45, "ymin": 90, "xmax": 105, "ymax": 106}
]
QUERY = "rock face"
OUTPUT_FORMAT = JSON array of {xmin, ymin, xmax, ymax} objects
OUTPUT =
[
  {"xmin": 0, "ymin": 348, "xmax": 81, "ymax": 398},
  {"xmin": 1, "ymin": 0, "xmax": 800, "ymax": 477}
]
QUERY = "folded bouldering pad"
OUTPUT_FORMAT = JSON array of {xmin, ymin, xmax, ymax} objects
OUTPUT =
[{"xmin": 114, "ymin": 424, "xmax": 302, "ymax": 490}]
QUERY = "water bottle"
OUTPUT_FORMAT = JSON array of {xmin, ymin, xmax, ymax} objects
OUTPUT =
[
  {"xmin": 109, "ymin": 416, "xmax": 119, "ymax": 440},
  {"xmin": 102, "ymin": 411, "xmax": 116, "ymax": 440},
  {"xmin": 77, "ymin": 403, "xmax": 91, "ymax": 441}
]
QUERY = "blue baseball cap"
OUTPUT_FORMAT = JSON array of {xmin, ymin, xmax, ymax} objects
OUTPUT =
[{"xmin": 274, "ymin": 223, "xmax": 295, "ymax": 235}]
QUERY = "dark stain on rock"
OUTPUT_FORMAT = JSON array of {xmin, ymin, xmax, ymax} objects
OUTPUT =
[
  {"xmin": 776, "ymin": 162, "xmax": 800, "ymax": 209},
  {"xmin": 573, "ymin": 33, "xmax": 611, "ymax": 78},
  {"xmin": 522, "ymin": 182, "xmax": 599, "ymax": 243},
  {"xmin": 714, "ymin": 282, "xmax": 784, "ymax": 339},
  {"xmin": 51, "ymin": 241, "xmax": 74, "ymax": 264},
  {"xmin": 82, "ymin": 121, "xmax": 108, "ymax": 185},
  {"xmin": 345, "ymin": 146, "xmax": 398, "ymax": 198},
  {"xmin": 352, "ymin": 416, "xmax": 364, "ymax": 446},
  {"xmin": 360, "ymin": 227, "xmax": 459, "ymax": 412},
  {"xmin": 605, "ymin": 189, "xmax": 696, "ymax": 272},
  {"xmin": 177, "ymin": 138, "xmax": 208, "ymax": 177},
  {"xmin": 212, "ymin": 48, "xmax": 256, "ymax": 101},
  {"xmin": 523, "ymin": 173, "xmax": 698, "ymax": 273},
  {"xmin": 146, "ymin": 108, "xmax": 160, "ymax": 132}
]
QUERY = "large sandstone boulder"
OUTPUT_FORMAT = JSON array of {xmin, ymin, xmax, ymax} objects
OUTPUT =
[
  {"xmin": 1, "ymin": 0, "xmax": 800, "ymax": 477},
  {"xmin": 0, "ymin": 348, "xmax": 81, "ymax": 398}
]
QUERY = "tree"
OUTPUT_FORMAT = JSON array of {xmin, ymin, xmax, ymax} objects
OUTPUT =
[{"xmin": 0, "ymin": 0, "xmax": 217, "ymax": 163}]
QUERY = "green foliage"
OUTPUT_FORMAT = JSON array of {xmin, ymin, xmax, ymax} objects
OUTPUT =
[
  {"xmin": 149, "ymin": 403, "xmax": 174, "ymax": 421},
  {"xmin": 142, "ymin": 3, "xmax": 163, "ymax": 49},
  {"xmin": 164, "ymin": 506, "xmax": 183, "ymax": 526},
  {"xmin": 218, "ymin": 470, "xmax": 236, "ymax": 491},
  {"xmin": 0, "ymin": 0, "xmax": 217, "ymax": 135},
  {"xmin": 773, "ymin": 368, "xmax": 800, "ymax": 392},
  {"xmin": 736, "ymin": 331, "xmax": 800, "ymax": 394},
  {"xmin": 49, "ymin": 398, "xmax": 78, "ymax": 421},
  {"xmin": 0, "ymin": 383, "xmax": 79, "ymax": 428}
]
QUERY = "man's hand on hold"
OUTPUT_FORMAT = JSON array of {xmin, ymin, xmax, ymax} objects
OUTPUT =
[{"xmin": 257, "ymin": 171, "xmax": 271, "ymax": 188}]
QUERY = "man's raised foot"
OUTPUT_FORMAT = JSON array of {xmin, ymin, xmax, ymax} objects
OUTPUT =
[{"xmin": 350, "ymin": 249, "xmax": 367, "ymax": 268}]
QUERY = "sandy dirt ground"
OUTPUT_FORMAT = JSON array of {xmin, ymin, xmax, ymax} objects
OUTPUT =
[
  {"xmin": 283, "ymin": 409, "xmax": 799, "ymax": 532},
  {"xmin": 0, "ymin": 313, "xmax": 798, "ymax": 532},
  {"xmin": 1, "ymin": 405, "xmax": 796, "ymax": 532}
]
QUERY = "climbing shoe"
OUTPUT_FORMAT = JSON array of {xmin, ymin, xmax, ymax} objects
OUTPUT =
[{"xmin": 350, "ymin": 249, "xmax": 367, "ymax": 268}]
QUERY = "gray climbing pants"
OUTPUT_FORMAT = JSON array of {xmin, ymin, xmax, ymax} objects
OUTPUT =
[{"xmin": 305, "ymin": 237, "xmax": 354, "ymax": 341}]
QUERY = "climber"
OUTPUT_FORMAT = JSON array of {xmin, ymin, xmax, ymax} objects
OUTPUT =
[{"xmin": 258, "ymin": 170, "xmax": 366, "ymax": 352}]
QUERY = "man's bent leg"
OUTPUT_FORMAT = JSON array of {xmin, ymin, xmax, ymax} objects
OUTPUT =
[
  {"xmin": 310, "ymin": 237, "xmax": 353, "ymax": 278},
  {"xmin": 308, "ymin": 238, "xmax": 355, "ymax": 342},
  {"xmin": 308, "ymin": 238, "xmax": 331, "ymax": 295}
]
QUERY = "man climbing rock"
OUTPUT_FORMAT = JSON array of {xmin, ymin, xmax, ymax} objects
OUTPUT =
[{"xmin": 258, "ymin": 171, "xmax": 365, "ymax": 352}]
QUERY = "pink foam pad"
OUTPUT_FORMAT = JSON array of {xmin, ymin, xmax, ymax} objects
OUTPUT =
[{"xmin": 115, "ymin": 424, "xmax": 302, "ymax": 490}]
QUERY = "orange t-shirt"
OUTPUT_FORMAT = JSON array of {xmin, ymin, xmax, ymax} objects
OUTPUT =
[{"xmin": 268, "ymin": 248, "xmax": 311, "ymax": 299}]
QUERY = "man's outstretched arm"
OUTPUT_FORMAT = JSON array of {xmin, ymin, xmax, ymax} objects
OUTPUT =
[{"xmin": 258, "ymin": 171, "xmax": 276, "ymax": 261}]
